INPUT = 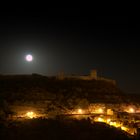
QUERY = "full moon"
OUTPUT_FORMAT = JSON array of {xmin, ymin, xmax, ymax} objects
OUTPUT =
[{"xmin": 25, "ymin": 54, "xmax": 33, "ymax": 62}]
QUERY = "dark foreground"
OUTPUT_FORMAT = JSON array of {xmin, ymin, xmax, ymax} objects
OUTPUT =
[{"xmin": 0, "ymin": 118, "xmax": 137, "ymax": 140}]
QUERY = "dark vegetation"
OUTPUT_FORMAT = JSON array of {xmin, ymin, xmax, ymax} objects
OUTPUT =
[{"xmin": 0, "ymin": 118, "xmax": 135, "ymax": 140}]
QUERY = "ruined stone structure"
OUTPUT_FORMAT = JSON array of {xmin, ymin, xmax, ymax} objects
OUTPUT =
[
  {"xmin": 90, "ymin": 69, "xmax": 97, "ymax": 80},
  {"xmin": 57, "ymin": 69, "xmax": 116, "ymax": 85}
]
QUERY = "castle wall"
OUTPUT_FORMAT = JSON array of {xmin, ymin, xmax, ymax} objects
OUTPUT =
[
  {"xmin": 97, "ymin": 77, "xmax": 116, "ymax": 85},
  {"xmin": 57, "ymin": 70, "xmax": 116, "ymax": 85},
  {"xmin": 90, "ymin": 70, "xmax": 97, "ymax": 80}
]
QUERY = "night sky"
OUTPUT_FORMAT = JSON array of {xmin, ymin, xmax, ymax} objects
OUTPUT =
[{"xmin": 0, "ymin": 8, "xmax": 140, "ymax": 93}]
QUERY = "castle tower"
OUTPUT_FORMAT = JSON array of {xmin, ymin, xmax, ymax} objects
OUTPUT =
[
  {"xmin": 58, "ymin": 72, "xmax": 65, "ymax": 80},
  {"xmin": 90, "ymin": 69, "xmax": 97, "ymax": 80}
]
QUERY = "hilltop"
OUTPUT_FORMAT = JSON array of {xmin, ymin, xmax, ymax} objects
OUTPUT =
[{"xmin": 0, "ymin": 74, "xmax": 124, "ymax": 104}]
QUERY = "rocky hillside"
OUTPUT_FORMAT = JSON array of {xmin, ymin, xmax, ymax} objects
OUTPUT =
[{"xmin": 0, "ymin": 74, "xmax": 124, "ymax": 104}]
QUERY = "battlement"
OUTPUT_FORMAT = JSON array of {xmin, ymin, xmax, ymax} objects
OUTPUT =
[{"xmin": 57, "ymin": 70, "xmax": 116, "ymax": 85}]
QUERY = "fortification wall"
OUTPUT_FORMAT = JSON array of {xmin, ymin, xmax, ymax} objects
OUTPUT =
[
  {"xmin": 97, "ymin": 77, "xmax": 116, "ymax": 85},
  {"xmin": 57, "ymin": 70, "xmax": 116, "ymax": 85}
]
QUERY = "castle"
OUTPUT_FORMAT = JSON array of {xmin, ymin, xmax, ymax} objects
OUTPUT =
[{"xmin": 57, "ymin": 70, "xmax": 116, "ymax": 85}]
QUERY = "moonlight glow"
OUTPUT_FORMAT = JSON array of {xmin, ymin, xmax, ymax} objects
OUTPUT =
[{"xmin": 25, "ymin": 54, "xmax": 33, "ymax": 62}]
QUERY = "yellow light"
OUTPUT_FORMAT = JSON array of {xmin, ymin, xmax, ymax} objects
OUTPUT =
[
  {"xmin": 109, "ymin": 121, "xmax": 121, "ymax": 128},
  {"xmin": 109, "ymin": 121, "xmax": 113, "ymax": 126},
  {"xmin": 26, "ymin": 111, "xmax": 36, "ymax": 119},
  {"xmin": 78, "ymin": 109, "xmax": 83, "ymax": 114},
  {"xmin": 99, "ymin": 118, "xmax": 103, "ymax": 122},
  {"xmin": 106, "ymin": 118, "xmax": 111, "ymax": 123},
  {"xmin": 107, "ymin": 109, "xmax": 114, "ymax": 115},
  {"xmin": 129, "ymin": 108, "xmax": 135, "ymax": 113},
  {"xmin": 98, "ymin": 108, "xmax": 104, "ymax": 113},
  {"xmin": 121, "ymin": 126, "xmax": 128, "ymax": 131},
  {"xmin": 96, "ymin": 117, "xmax": 105, "ymax": 122},
  {"xmin": 124, "ymin": 107, "xmax": 135, "ymax": 113},
  {"xmin": 114, "ymin": 123, "xmax": 121, "ymax": 128}
]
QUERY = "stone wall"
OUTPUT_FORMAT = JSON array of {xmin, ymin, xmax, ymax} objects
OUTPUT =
[{"xmin": 57, "ymin": 70, "xmax": 116, "ymax": 85}]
